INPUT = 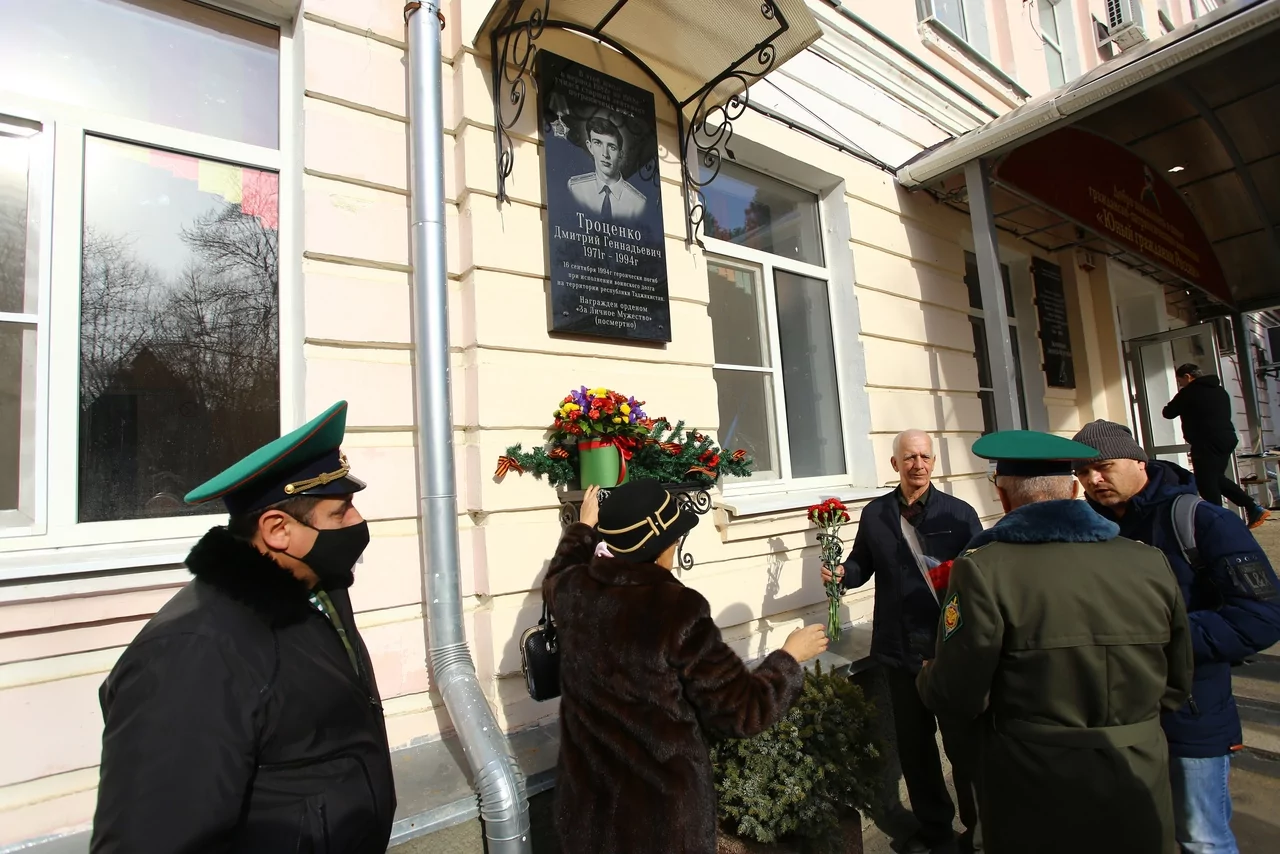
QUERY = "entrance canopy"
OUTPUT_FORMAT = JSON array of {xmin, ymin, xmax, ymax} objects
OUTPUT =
[
  {"xmin": 897, "ymin": 0, "xmax": 1280, "ymax": 314},
  {"xmin": 475, "ymin": 0, "xmax": 823, "ymax": 242}
]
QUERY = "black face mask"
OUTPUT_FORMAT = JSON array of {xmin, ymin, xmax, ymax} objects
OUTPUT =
[{"xmin": 289, "ymin": 520, "xmax": 370, "ymax": 591}]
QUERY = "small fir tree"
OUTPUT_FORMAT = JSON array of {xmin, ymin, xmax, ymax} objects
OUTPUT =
[{"xmin": 711, "ymin": 662, "xmax": 883, "ymax": 854}]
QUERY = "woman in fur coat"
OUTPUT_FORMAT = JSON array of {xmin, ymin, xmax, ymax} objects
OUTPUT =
[{"xmin": 545, "ymin": 479, "xmax": 829, "ymax": 853}]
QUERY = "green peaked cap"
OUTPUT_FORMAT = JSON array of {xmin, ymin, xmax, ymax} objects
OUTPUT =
[
  {"xmin": 973, "ymin": 430, "xmax": 1099, "ymax": 477},
  {"xmin": 184, "ymin": 401, "xmax": 365, "ymax": 514}
]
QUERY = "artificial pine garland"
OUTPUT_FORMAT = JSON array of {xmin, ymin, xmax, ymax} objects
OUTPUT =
[{"xmin": 495, "ymin": 419, "xmax": 754, "ymax": 488}]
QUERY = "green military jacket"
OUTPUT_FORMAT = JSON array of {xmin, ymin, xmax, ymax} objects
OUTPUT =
[{"xmin": 917, "ymin": 499, "xmax": 1193, "ymax": 854}]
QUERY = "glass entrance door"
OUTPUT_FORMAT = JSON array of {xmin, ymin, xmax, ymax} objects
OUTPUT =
[{"xmin": 1125, "ymin": 322, "xmax": 1219, "ymax": 463}]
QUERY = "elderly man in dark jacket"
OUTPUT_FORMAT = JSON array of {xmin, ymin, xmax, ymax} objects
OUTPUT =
[
  {"xmin": 1074, "ymin": 420, "xmax": 1280, "ymax": 854},
  {"xmin": 823, "ymin": 429, "xmax": 983, "ymax": 853},
  {"xmin": 1163, "ymin": 362, "xmax": 1269, "ymax": 526},
  {"xmin": 90, "ymin": 401, "xmax": 396, "ymax": 854}
]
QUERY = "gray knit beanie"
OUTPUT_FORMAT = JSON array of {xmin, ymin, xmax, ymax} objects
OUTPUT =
[{"xmin": 1071, "ymin": 420, "xmax": 1148, "ymax": 465}]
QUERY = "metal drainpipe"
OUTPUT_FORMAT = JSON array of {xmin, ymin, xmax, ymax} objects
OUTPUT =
[{"xmin": 404, "ymin": 4, "xmax": 532, "ymax": 851}]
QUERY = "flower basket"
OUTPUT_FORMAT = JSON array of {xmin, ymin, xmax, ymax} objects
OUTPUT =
[{"xmin": 492, "ymin": 386, "xmax": 756, "ymax": 489}]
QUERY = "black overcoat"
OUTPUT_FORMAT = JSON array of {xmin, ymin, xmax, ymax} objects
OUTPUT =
[{"xmin": 90, "ymin": 527, "xmax": 396, "ymax": 853}]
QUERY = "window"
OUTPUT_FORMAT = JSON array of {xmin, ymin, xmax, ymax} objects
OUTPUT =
[
  {"xmin": 78, "ymin": 138, "xmax": 280, "ymax": 522},
  {"xmin": 0, "ymin": 119, "xmax": 44, "ymax": 527},
  {"xmin": 965, "ymin": 252, "xmax": 1028, "ymax": 434},
  {"xmin": 0, "ymin": 0, "xmax": 283, "ymax": 549},
  {"xmin": 917, "ymin": 0, "xmax": 991, "ymax": 57},
  {"xmin": 0, "ymin": 0, "xmax": 279, "ymax": 147},
  {"xmin": 1039, "ymin": 0, "xmax": 1069, "ymax": 87},
  {"xmin": 704, "ymin": 162, "xmax": 846, "ymax": 485}
]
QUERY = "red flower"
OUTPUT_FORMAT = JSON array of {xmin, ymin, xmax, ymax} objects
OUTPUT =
[
  {"xmin": 927, "ymin": 560, "xmax": 953, "ymax": 593},
  {"xmin": 589, "ymin": 409, "xmax": 600, "ymax": 420}
]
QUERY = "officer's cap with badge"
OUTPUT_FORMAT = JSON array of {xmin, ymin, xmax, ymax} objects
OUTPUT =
[
  {"xmin": 972, "ymin": 429, "xmax": 1099, "ymax": 477},
  {"xmin": 184, "ymin": 401, "xmax": 366, "ymax": 516}
]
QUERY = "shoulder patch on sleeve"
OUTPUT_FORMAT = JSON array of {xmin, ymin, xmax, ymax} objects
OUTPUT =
[{"xmin": 942, "ymin": 593, "xmax": 963, "ymax": 641}]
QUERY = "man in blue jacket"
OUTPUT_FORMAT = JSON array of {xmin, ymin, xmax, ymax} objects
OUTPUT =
[
  {"xmin": 1073, "ymin": 420, "xmax": 1280, "ymax": 854},
  {"xmin": 823, "ymin": 429, "xmax": 983, "ymax": 853}
]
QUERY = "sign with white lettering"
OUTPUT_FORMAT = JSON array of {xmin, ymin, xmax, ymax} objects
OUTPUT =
[
  {"xmin": 1031, "ymin": 257, "xmax": 1076, "ymax": 389},
  {"xmin": 538, "ymin": 51, "xmax": 670, "ymax": 342}
]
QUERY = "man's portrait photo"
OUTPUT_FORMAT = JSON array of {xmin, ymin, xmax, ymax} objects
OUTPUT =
[{"xmin": 567, "ymin": 115, "xmax": 648, "ymax": 223}]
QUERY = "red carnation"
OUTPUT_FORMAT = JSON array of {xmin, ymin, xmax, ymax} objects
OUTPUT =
[{"xmin": 927, "ymin": 560, "xmax": 953, "ymax": 593}]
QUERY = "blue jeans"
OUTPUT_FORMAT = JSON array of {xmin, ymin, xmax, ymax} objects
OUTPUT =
[{"xmin": 1170, "ymin": 755, "xmax": 1238, "ymax": 853}]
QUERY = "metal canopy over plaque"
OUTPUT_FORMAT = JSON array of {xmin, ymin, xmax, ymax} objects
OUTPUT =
[{"xmin": 539, "ymin": 51, "xmax": 671, "ymax": 342}]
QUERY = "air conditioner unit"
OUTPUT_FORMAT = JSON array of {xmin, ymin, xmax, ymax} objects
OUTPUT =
[{"xmin": 1104, "ymin": 0, "xmax": 1149, "ymax": 51}]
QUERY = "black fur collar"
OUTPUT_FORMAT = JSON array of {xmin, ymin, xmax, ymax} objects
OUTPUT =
[{"xmin": 185, "ymin": 526, "xmax": 314, "ymax": 625}]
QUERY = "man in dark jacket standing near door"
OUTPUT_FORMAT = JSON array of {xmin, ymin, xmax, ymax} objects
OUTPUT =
[
  {"xmin": 90, "ymin": 401, "xmax": 396, "ymax": 854},
  {"xmin": 1073, "ymin": 420, "xmax": 1280, "ymax": 854},
  {"xmin": 823, "ymin": 429, "xmax": 983, "ymax": 853},
  {"xmin": 1163, "ymin": 362, "xmax": 1270, "ymax": 527}
]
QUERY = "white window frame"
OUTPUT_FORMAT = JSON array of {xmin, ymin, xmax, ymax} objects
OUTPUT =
[
  {"xmin": 917, "ymin": 0, "xmax": 992, "ymax": 58},
  {"xmin": 698, "ymin": 151, "xmax": 876, "ymax": 503},
  {"xmin": 0, "ymin": 7, "xmax": 297, "ymax": 580},
  {"xmin": 705, "ymin": 243, "xmax": 850, "ymax": 490}
]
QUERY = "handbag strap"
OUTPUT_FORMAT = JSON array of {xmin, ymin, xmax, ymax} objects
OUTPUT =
[{"xmin": 540, "ymin": 599, "xmax": 557, "ymax": 641}]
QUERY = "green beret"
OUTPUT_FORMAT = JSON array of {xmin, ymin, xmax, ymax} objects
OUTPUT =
[
  {"xmin": 973, "ymin": 430, "xmax": 1099, "ymax": 477},
  {"xmin": 184, "ymin": 401, "xmax": 366, "ymax": 515}
]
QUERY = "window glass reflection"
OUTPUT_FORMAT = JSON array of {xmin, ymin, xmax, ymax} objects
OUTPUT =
[
  {"xmin": 0, "ymin": 0, "xmax": 279, "ymax": 147},
  {"xmin": 78, "ymin": 137, "xmax": 280, "ymax": 522},
  {"xmin": 700, "ymin": 161, "xmax": 824, "ymax": 266}
]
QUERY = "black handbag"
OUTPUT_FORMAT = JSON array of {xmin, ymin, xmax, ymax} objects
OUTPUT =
[{"xmin": 520, "ymin": 600, "xmax": 560, "ymax": 701}]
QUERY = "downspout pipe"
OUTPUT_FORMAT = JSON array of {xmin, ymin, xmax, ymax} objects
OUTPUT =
[{"xmin": 404, "ymin": 4, "xmax": 532, "ymax": 852}]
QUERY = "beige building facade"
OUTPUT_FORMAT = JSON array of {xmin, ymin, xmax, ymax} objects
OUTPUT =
[{"xmin": 2, "ymin": 0, "xmax": 1277, "ymax": 847}]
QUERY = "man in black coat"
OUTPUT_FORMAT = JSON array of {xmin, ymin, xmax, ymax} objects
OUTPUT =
[
  {"xmin": 823, "ymin": 429, "xmax": 984, "ymax": 853},
  {"xmin": 90, "ymin": 400, "xmax": 396, "ymax": 853},
  {"xmin": 1163, "ymin": 362, "xmax": 1270, "ymax": 527}
]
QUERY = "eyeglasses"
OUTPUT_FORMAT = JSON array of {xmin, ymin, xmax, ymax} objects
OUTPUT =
[{"xmin": 986, "ymin": 471, "xmax": 998, "ymax": 485}]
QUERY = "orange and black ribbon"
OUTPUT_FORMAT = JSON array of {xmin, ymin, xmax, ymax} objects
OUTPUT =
[
  {"xmin": 686, "ymin": 466, "xmax": 717, "ymax": 479},
  {"xmin": 660, "ymin": 442, "xmax": 683, "ymax": 455},
  {"xmin": 732, "ymin": 449, "xmax": 747, "ymax": 462},
  {"xmin": 494, "ymin": 456, "xmax": 523, "ymax": 478},
  {"xmin": 549, "ymin": 447, "xmax": 569, "ymax": 460}
]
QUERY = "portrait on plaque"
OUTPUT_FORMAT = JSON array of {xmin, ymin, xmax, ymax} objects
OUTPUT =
[{"xmin": 538, "ymin": 51, "xmax": 670, "ymax": 342}]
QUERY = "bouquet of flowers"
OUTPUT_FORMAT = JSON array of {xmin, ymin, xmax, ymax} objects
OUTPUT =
[
  {"xmin": 808, "ymin": 498, "xmax": 851, "ymax": 642},
  {"xmin": 550, "ymin": 386, "xmax": 651, "ymax": 441}
]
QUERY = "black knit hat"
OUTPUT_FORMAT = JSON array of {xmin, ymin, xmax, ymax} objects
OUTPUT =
[
  {"xmin": 596, "ymin": 479, "xmax": 699, "ymax": 564},
  {"xmin": 1071, "ymin": 420, "xmax": 1148, "ymax": 467}
]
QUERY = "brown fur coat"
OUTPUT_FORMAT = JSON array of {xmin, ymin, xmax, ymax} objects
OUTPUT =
[{"xmin": 544, "ymin": 523, "xmax": 804, "ymax": 854}]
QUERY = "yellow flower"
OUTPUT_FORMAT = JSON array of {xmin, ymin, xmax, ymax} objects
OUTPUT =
[
  {"xmin": 620, "ymin": 403, "xmax": 631, "ymax": 415},
  {"xmin": 590, "ymin": 387, "xmax": 608, "ymax": 397},
  {"xmin": 612, "ymin": 416, "xmax": 623, "ymax": 424}
]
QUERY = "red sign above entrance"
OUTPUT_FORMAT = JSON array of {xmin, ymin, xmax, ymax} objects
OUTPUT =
[{"xmin": 993, "ymin": 126, "xmax": 1233, "ymax": 307}]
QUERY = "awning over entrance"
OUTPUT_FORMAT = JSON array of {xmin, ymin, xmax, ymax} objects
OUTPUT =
[
  {"xmin": 475, "ymin": 0, "xmax": 822, "ymax": 114},
  {"xmin": 897, "ymin": 0, "xmax": 1280, "ymax": 313},
  {"xmin": 474, "ymin": 0, "xmax": 823, "ymax": 242}
]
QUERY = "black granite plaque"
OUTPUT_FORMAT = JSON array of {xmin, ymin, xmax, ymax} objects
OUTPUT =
[
  {"xmin": 539, "ymin": 52, "xmax": 670, "ymax": 342},
  {"xmin": 1032, "ymin": 257, "xmax": 1076, "ymax": 389}
]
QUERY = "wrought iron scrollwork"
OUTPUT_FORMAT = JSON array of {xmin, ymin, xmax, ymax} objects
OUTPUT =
[
  {"xmin": 491, "ymin": 0, "xmax": 551, "ymax": 203},
  {"xmin": 682, "ymin": 0, "xmax": 783, "ymax": 243}
]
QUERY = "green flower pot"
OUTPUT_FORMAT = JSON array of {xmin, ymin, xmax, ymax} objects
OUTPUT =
[{"xmin": 578, "ymin": 441, "xmax": 628, "ymax": 488}]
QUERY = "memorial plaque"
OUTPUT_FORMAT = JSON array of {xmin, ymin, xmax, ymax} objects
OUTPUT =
[
  {"xmin": 1032, "ymin": 257, "xmax": 1076, "ymax": 389},
  {"xmin": 538, "ymin": 51, "xmax": 670, "ymax": 342}
]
